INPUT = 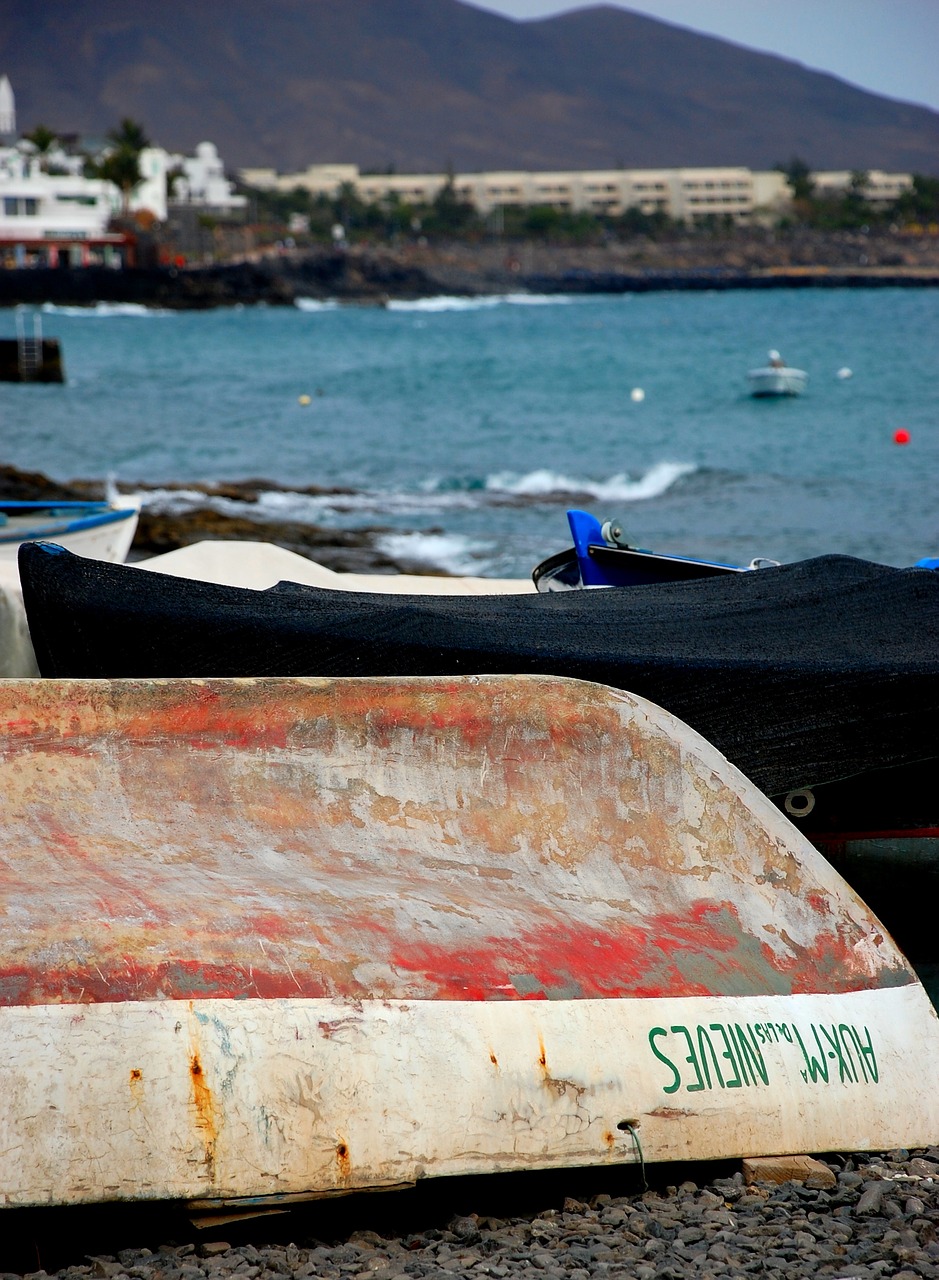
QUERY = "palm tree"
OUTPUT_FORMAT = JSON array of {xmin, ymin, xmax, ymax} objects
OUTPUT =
[
  {"xmin": 97, "ymin": 118, "xmax": 150, "ymax": 214},
  {"xmin": 24, "ymin": 123, "xmax": 58, "ymax": 155},
  {"xmin": 107, "ymin": 118, "xmax": 150, "ymax": 154}
]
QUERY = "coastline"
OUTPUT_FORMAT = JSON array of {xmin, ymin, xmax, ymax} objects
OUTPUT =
[
  {"xmin": 1, "ymin": 230, "xmax": 938, "ymax": 308},
  {"xmin": 0, "ymin": 465, "xmax": 465, "ymax": 575}
]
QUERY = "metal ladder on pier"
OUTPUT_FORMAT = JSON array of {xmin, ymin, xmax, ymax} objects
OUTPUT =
[{"xmin": 15, "ymin": 311, "xmax": 43, "ymax": 381}]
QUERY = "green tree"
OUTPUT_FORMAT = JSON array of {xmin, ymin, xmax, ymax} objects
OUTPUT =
[
  {"xmin": 424, "ymin": 175, "xmax": 479, "ymax": 237},
  {"xmin": 895, "ymin": 174, "xmax": 939, "ymax": 223},
  {"xmin": 166, "ymin": 164, "xmax": 186, "ymax": 200},
  {"xmin": 332, "ymin": 180, "xmax": 367, "ymax": 239},
  {"xmin": 96, "ymin": 117, "xmax": 150, "ymax": 213},
  {"xmin": 107, "ymin": 117, "xmax": 150, "ymax": 154},
  {"xmin": 24, "ymin": 123, "xmax": 58, "ymax": 156},
  {"xmin": 777, "ymin": 156, "xmax": 815, "ymax": 204},
  {"xmin": 840, "ymin": 170, "xmax": 872, "ymax": 227}
]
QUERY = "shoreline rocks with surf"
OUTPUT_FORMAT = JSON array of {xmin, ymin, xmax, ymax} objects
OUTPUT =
[
  {"xmin": 1, "ymin": 465, "xmax": 460, "ymax": 575},
  {"xmin": 1, "ymin": 230, "xmax": 938, "ymax": 309}
]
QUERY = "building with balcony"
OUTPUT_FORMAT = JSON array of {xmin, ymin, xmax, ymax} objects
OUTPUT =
[
  {"xmin": 811, "ymin": 170, "xmax": 914, "ymax": 206},
  {"xmin": 0, "ymin": 145, "xmax": 127, "ymax": 267},
  {"xmin": 239, "ymin": 162, "xmax": 912, "ymax": 228}
]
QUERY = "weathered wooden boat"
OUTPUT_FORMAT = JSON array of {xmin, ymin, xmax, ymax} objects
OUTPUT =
[
  {"xmin": 19, "ymin": 540, "xmax": 938, "ymax": 813},
  {"xmin": 0, "ymin": 498, "xmax": 141, "ymax": 678},
  {"xmin": 1, "ymin": 672, "xmax": 937, "ymax": 1210},
  {"xmin": 18, "ymin": 540, "xmax": 939, "ymax": 972}
]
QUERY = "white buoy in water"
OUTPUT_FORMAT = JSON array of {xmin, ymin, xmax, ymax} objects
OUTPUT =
[
  {"xmin": 630, "ymin": 387, "xmax": 645, "ymax": 402},
  {"xmin": 837, "ymin": 367, "xmax": 853, "ymax": 380},
  {"xmin": 299, "ymin": 394, "xmax": 312, "ymax": 405}
]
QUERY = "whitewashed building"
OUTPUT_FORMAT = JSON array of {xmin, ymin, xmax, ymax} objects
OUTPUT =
[
  {"xmin": 0, "ymin": 144, "xmax": 126, "ymax": 267},
  {"xmin": 812, "ymin": 170, "xmax": 913, "ymax": 206},
  {"xmin": 133, "ymin": 142, "xmax": 247, "ymax": 221},
  {"xmin": 0, "ymin": 83, "xmax": 245, "ymax": 265}
]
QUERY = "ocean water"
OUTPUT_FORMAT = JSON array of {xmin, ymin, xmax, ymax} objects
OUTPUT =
[{"xmin": 1, "ymin": 287, "xmax": 937, "ymax": 577}]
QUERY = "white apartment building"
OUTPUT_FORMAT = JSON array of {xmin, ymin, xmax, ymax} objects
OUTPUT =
[
  {"xmin": 0, "ymin": 136, "xmax": 245, "ymax": 266},
  {"xmin": 0, "ymin": 145, "xmax": 124, "ymax": 266},
  {"xmin": 240, "ymin": 162, "xmax": 911, "ymax": 226},
  {"xmin": 811, "ymin": 170, "xmax": 914, "ymax": 206}
]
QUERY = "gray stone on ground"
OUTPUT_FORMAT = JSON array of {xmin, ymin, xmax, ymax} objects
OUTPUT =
[{"xmin": 15, "ymin": 1149, "xmax": 939, "ymax": 1280}]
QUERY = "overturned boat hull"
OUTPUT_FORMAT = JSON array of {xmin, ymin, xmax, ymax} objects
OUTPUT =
[{"xmin": 0, "ymin": 674, "xmax": 937, "ymax": 1208}]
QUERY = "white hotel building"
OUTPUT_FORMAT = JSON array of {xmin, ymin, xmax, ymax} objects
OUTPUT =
[{"xmin": 239, "ymin": 163, "xmax": 913, "ymax": 226}]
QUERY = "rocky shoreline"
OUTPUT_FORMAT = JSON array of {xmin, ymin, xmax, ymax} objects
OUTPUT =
[
  {"xmin": 0, "ymin": 230, "xmax": 938, "ymax": 309},
  {"xmin": 4, "ymin": 1150, "xmax": 939, "ymax": 1279},
  {"xmin": 0, "ymin": 466, "xmax": 434, "ymax": 575}
]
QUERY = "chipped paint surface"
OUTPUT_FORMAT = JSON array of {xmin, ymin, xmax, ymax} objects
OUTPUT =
[
  {"xmin": 0, "ymin": 675, "xmax": 915, "ymax": 1005},
  {"xmin": 0, "ymin": 674, "xmax": 936, "ymax": 1207}
]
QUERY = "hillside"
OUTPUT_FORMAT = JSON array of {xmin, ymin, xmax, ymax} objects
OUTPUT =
[{"xmin": 2, "ymin": 0, "xmax": 938, "ymax": 175}]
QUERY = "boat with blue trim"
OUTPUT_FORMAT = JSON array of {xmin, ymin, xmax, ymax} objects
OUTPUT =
[{"xmin": 0, "ymin": 497, "xmax": 140, "ymax": 563}]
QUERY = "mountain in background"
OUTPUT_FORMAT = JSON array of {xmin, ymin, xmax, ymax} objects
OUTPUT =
[{"xmin": 3, "ymin": 0, "xmax": 938, "ymax": 176}]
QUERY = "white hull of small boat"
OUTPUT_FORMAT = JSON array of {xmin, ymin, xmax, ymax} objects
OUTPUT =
[
  {"xmin": 0, "ymin": 498, "xmax": 142, "ymax": 676},
  {"xmin": 0, "ymin": 498, "xmax": 140, "ymax": 563},
  {"xmin": 0, "ymin": 674, "xmax": 936, "ymax": 1208},
  {"xmin": 748, "ymin": 366, "xmax": 808, "ymax": 397}
]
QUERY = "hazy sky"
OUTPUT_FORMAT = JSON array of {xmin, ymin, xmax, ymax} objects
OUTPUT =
[{"xmin": 469, "ymin": 0, "xmax": 939, "ymax": 113}]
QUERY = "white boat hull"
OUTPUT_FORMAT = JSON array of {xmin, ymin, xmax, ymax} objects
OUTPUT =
[
  {"xmin": 0, "ymin": 500, "xmax": 140, "ymax": 563},
  {"xmin": 0, "ymin": 499, "xmax": 141, "ymax": 676},
  {"xmin": 0, "ymin": 674, "xmax": 936, "ymax": 1207},
  {"xmin": 3, "ymin": 984, "xmax": 929, "ymax": 1208},
  {"xmin": 748, "ymin": 367, "xmax": 808, "ymax": 397}
]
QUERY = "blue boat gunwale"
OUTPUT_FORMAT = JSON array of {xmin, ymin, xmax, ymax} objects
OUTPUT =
[{"xmin": 0, "ymin": 505, "xmax": 136, "ymax": 545}]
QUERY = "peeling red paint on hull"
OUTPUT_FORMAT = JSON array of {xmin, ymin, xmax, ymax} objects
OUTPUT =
[{"xmin": 0, "ymin": 674, "xmax": 936, "ymax": 1208}]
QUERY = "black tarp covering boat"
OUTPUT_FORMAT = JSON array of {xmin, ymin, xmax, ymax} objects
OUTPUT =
[{"xmin": 19, "ymin": 541, "xmax": 939, "ymax": 807}]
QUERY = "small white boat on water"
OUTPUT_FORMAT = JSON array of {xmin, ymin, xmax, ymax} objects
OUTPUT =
[{"xmin": 748, "ymin": 350, "xmax": 808, "ymax": 398}]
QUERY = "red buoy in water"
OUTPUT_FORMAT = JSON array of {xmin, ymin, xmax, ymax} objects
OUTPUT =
[{"xmin": 894, "ymin": 428, "xmax": 911, "ymax": 445}]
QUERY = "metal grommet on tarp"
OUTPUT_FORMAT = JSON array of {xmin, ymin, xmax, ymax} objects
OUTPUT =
[{"xmin": 784, "ymin": 787, "xmax": 816, "ymax": 817}]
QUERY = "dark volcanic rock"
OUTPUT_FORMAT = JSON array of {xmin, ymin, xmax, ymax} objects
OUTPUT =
[
  {"xmin": 0, "ymin": 464, "xmax": 422, "ymax": 575},
  {"xmin": 0, "ymin": 254, "xmax": 446, "ymax": 310},
  {"xmin": 0, "ymin": 464, "xmax": 87, "ymax": 503},
  {"xmin": 5, "ymin": 1150, "xmax": 939, "ymax": 1278}
]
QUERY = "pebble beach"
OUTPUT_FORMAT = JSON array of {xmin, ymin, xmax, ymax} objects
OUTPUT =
[{"xmin": 5, "ymin": 1150, "xmax": 939, "ymax": 1280}]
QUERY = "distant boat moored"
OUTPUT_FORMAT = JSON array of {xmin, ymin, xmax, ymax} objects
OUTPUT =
[{"xmin": 748, "ymin": 349, "xmax": 807, "ymax": 397}]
